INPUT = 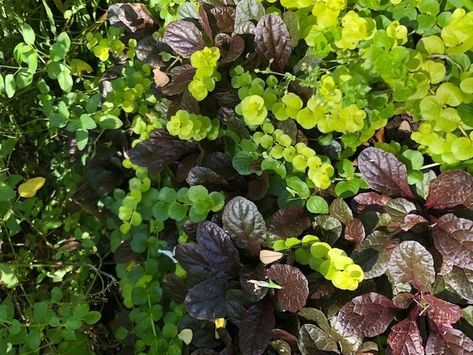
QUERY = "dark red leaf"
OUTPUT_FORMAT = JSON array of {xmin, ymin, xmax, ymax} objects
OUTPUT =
[
  {"xmin": 239, "ymin": 301, "xmax": 275, "ymax": 355},
  {"xmin": 353, "ymin": 192, "xmax": 391, "ymax": 212},
  {"xmin": 402, "ymin": 214, "xmax": 428, "ymax": 231},
  {"xmin": 175, "ymin": 243, "xmax": 217, "ymax": 282},
  {"xmin": 161, "ymin": 64, "xmax": 196, "ymax": 96},
  {"xmin": 198, "ymin": 5, "xmax": 213, "ymax": 39},
  {"xmin": 163, "ymin": 20, "xmax": 205, "ymax": 58},
  {"xmin": 254, "ymin": 14, "xmax": 292, "ymax": 72},
  {"xmin": 433, "ymin": 213, "xmax": 473, "ymax": 274},
  {"xmin": 335, "ymin": 292, "xmax": 397, "ymax": 337},
  {"xmin": 422, "ymin": 294, "xmax": 462, "ymax": 327},
  {"xmin": 163, "ymin": 273, "xmax": 188, "ymax": 303},
  {"xmin": 388, "ymin": 319, "xmax": 424, "ymax": 355},
  {"xmin": 271, "ymin": 329, "xmax": 298, "ymax": 350},
  {"xmin": 344, "ymin": 218, "xmax": 365, "ymax": 245},
  {"xmin": 222, "ymin": 196, "xmax": 267, "ymax": 255},
  {"xmin": 211, "ymin": 6, "xmax": 235, "ymax": 33},
  {"xmin": 247, "ymin": 172, "xmax": 269, "ymax": 201},
  {"xmin": 388, "ymin": 241, "xmax": 435, "ymax": 292},
  {"xmin": 108, "ymin": 3, "xmax": 156, "ymax": 37},
  {"xmin": 128, "ymin": 130, "xmax": 198, "ymax": 173},
  {"xmin": 185, "ymin": 278, "xmax": 229, "ymax": 320},
  {"xmin": 196, "ymin": 221, "xmax": 240, "ymax": 274},
  {"xmin": 358, "ymin": 147, "xmax": 414, "ymax": 199},
  {"xmin": 424, "ymin": 170, "xmax": 473, "ymax": 209},
  {"xmin": 426, "ymin": 325, "xmax": 473, "ymax": 355},
  {"xmin": 216, "ymin": 34, "xmax": 245, "ymax": 64},
  {"xmin": 267, "ymin": 264, "xmax": 309, "ymax": 313},
  {"xmin": 269, "ymin": 206, "xmax": 311, "ymax": 238}
]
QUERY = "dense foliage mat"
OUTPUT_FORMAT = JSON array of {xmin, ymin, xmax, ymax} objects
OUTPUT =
[{"xmin": 1, "ymin": 0, "xmax": 473, "ymax": 354}]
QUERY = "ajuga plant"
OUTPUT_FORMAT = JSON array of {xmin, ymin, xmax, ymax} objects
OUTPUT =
[{"xmin": 3, "ymin": 0, "xmax": 473, "ymax": 354}]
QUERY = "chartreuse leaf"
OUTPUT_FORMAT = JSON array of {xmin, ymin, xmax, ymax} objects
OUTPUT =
[
  {"xmin": 20, "ymin": 23, "xmax": 35, "ymax": 45},
  {"xmin": 18, "ymin": 177, "xmax": 46, "ymax": 198}
]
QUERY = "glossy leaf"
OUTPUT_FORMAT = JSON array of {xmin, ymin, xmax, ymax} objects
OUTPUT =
[
  {"xmin": 254, "ymin": 14, "xmax": 292, "ymax": 72},
  {"xmin": 344, "ymin": 218, "xmax": 365, "ymax": 245},
  {"xmin": 298, "ymin": 324, "xmax": 339, "ymax": 354},
  {"xmin": 185, "ymin": 278, "xmax": 229, "ymax": 320},
  {"xmin": 444, "ymin": 267, "xmax": 473, "ymax": 302},
  {"xmin": 238, "ymin": 301, "xmax": 275, "ymax": 355},
  {"xmin": 388, "ymin": 241, "xmax": 435, "ymax": 292},
  {"xmin": 433, "ymin": 214, "xmax": 473, "ymax": 274},
  {"xmin": 388, "ymin": 319, "xmax": 424, "ymax": 355},
  {"xmin": 422, "ymin": 294, "xmax": 462, "ymax": 327},
  {"xmin": 353, "ymin": 192, "xmax": 391, "ymax": 212},
  {"xmin": 128, "ymin": 130, "xmax": 198, "ymax": 173},
  {"xmin": 163, "ymin": 20, "xmax": 205, "ymax": 58},
  {"xmin": 267, "ymin": 264, "xmax": 309, "ymax": 312},
  {"xmin": 425, "ymin": 325, "xmax": 473, "ymax": 355},
  {"xmin": 312, "ymin": 215, "xmax": 342, "ymax": 245},
  {"xmin": 358, "ymin": 147, "xmax": 414, "ymax": 198},
  {"xmin": 196, "ymin": 221, "xmax": 240, "ymax": 274},
  {"xmin": 425, "ymin": 170, "xmax": 473, "ymax": 209},
  {"xmin": 211, "ymin": 6, "xmax": 235, "ymax": 33},
  {"xmin": 269, "ymin": 206, "xmax": 311, "ymax": 238},
  {"xmin": 329, "ymin": 198, "xmax": 353, "ymax": 225},
  {"xmin": 222, "ymin": 196, "xmax": 267, "ymax": 254},
  {"xmin": 335, "ymin": 292, "xmax": 397, "ymax": 337}
]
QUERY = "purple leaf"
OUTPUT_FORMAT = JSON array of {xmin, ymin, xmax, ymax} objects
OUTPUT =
[
  {"xmin": 254, "ymin": 14, "xmax": 292, "ymax": 72},
  {"xmin": 422, "ymin": 294, "xmax": 462, "ymax": 327},
  {"xmin": 388, "ymin": 241, "xmax": 435, "ymax": 292},
  {"xmin": 196, "ymin": 221, "xmax": 240, "ymax": 274},
  {"xmin": 216, "ymin": 34, "xmax": 245, "ymax": 64},
  {"xmin": 426, "ymin": 325, "xmax": 473, "ymax": 355},
  {"xmin": 269, "ymin": 206, "xmax": 311, "ymax": 238},
  {"xmin": 335, "ymin": 293, "xmax": 397, "ymax": 337},
  {"xmin": 352, "ymin": 231, "xmax": 399, "ymax": 279},
  {"xmin": 266, "ymin": 264, "xmax": 309, "ymax": 313},
  {"xmin": 433, "ymin": 214, "xmax": 473, "ymax": 274},
  {"xmin": 298, "ymin": 324, "xmax": 339, "ymax": 353},
  {"xmin": 353, "ymin": 192, "xmax": 391, "ymax": 212},
  {"xmin": 424, "ymin": 170, "xmax": 473, "ymax": 209},
  {"xmin": 358, "ymin": 147, "xmax": 414, "ymax": 198},
  {"xmin": 222, "ymin": 196, "xmax": 267, "ymax": 255},
  {"xmin": 344, "ymin": 218, "xmax": 365, "ymax": 246},
  {"xmin": 161, "ymin": 64, "xmax": 196, "ymax": 96},
  {"xmin": 401, "ymin": 214, "xmax": 428, "ymax": 231},
  {"xmin": 388, "ymin": 319, "xmax": 424, "ymax": 355},
  {"xmin": 185, "ymin": 278, "xmax": 229, "ymax": 320},
  {"xmin": 198, "ymin": 5, "xmax": 212, "ymax": 39},
  {"xmin": 163, "ymin": 20, "xmax": 205, "ymax": 58},
  {"xmin": 108, "ymin": 3, "xmax": 156, "ymax": 38},
  {"xmin": 392, "ymin": 293, "xmax": 415, "ymax": 309},
  {"xmin": 238, "ymin": 301, "xmax": 275, "ymax": 355},
  {"xmin": 175, "ymin": 243, "xmax": 219, "ymax": 282},
  {"xmin": 211, "ymin": 6, "xmax": 235, "ymax": 33},
  {"xmin": 128, "ymin": 130, "xmax": 198, "ymax": 173}
]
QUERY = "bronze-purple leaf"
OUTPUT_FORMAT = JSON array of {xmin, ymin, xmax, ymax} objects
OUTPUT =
[
  {"xmin": 185, "ymin": 278, "xmax": 229, "ymax": 320},
  {"xmin": 358, "ymin": 147, "xmax": 414, "ymax": 199},
  {"xmin": 433, "ymin": 214, "xmax": 473, "ymax": 274},
  {"xmin": 344, "ymin": 218, "xmax": 365, "ymax": 245},
  {"xmin": 329, "ymin": 198, "xmax": 353, "ymax": 225},
  {"xmin": 198, "ymin": 5, "xmax": 212, "ymax": 39},
  {"xmin": 401, "ymin": 214, "xmax": 428, "ymax": 231},
  {"xmin": 163, "ymin": 20, "xmax": 205, "ymax": 58},
  {"xmin": 352, "ymin": 231, "xmax": 399, "ymax": 279},
  {"xmin": 424, "ymin": 170, "xmax": 473, "ymax": 210},
  {"xmin": 128, "ymin": 130, "xmax": 198, "ymax": 173},
  {"xmin": 108, "ymin": 3, "xmax": 156, "ymax": 37},
  {"xmin": 267, "ymin": 264, "xmax": 309, "ymax": 313},
  {"xmin": 269, "ymin": 206, "xmax": 311, "ymax": 238},
  {"xmin": 211, "ymin": 6, "xmax": 235, "ymax": 33},
  {"xmin": 426, "ymin": 325, "xmax": 473, "ymax": 355},
  {"xmin": 353, "ymin": 192, "xmax": 391, "ymax": 212},
  {"xmin": 161, "ymin": 64, "xmax": 196, "ymax": 96},
  {"xmin": 335, "ymin": 292, "xmax": 397, "ymax": 337},
  {"xmin": 222, "ymin": 196, "xmax": 267, "ymax": 255},
  {"xmin": 388, "ymin": 319, "xmax": 424, "ymax": 355},
  {"xmin": 387, "ymin": 241, "xmax": 435, "ymax": 292},
  {"xmin": 422, "ymin": 294, "xmax": 462, "ymax": 327},
  {"xmin": 254, "ymin": 14, "xmax": 292, "ymax": 72},
  {"xmin": 196, "ymin": 221, "xmax": 240, "ymax": 274},
  {"xmin": 239, "ymin": 301, "xmax": 275, "ymax": 355}
]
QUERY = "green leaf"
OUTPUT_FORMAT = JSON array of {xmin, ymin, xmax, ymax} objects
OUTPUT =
[
  {"xmin": 286, "ymin": 176, "xmax": 310, "ymax": 199},
  {"xmin": 84, "ymin": 311, "xmax": 101, "ymax": 325},
  {"xmin": 0, "ymin": 264, "xmax": 19, "ymax": 288},
  {"xmin": 0, "ymin": 74, "xmax": 4, "ymax": 95},
  {"xmin": 98, "ymin": 114, "xmax": 123, "ymax": 129},
  {"xmin": 58, "ymin": 71, "xmax": 73, "ymax": 92},
  {"xmin": 79, "ymin": 114, "xmax": 97, "ymax": 130},
  {"xmin": 64, "ymin": 319, "xmax": 82, "ymax": 330},
  {"xmin": 306, "ymin": 196, "xmax": 329, "ymax": 214},
  {"xmin": 76, "ymin": 129, "xmax": 89, "ymax": 150},
  {"xmin": 402, "ymin": 150, "xmax": 424, "ymax": 170},
  {"xmin": 5, "ymin": 74, "xmax": 16, "ymax": 98},
  {"xmin": 50, "ymin": 33, "xmax": 71, "ymax": 61},
  {"xmin": 21, "ymin": 23, "xmax": 35, "ymax": 45},
  {"xmin": 335, "ymin": 180, "xmax": 360, "ymax": 198},
  {"xmin": 458, "ymin": 104, "xmax": 473, "ymax": 126},
  {"xmin": 0, "ymin": 183, "xmax": 15, "ymax": 201}
]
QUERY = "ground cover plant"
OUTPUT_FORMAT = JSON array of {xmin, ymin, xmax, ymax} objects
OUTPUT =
[{"xmin": 1, "ymin": 0, "xmax": 473, "ymax": 354}]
